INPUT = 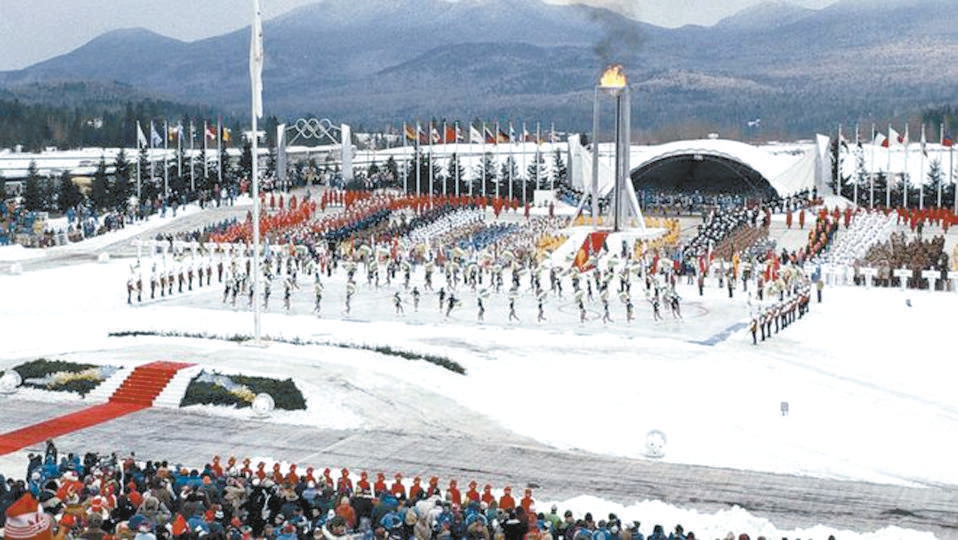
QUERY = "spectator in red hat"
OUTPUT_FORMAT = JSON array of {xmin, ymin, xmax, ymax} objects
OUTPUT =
[
  {"xmin": 373, "ymin": 473, "xmax": 387, "ymax": 496},
  {"xmin": 408, "ymin": 477, "xmax": 423, "ymax": 501},
  {"xmin": 446, "ymin": 480, "xmax": 461, "ymax": 506},
  {"xmin": 356, "ymin": 471, "xmax": 370, "ymax": 494},
  {"xmin": 391, "ymin": 474, "xmax": 406, "ymax": 499},
  {"xmin": 480, "ymin": 485, "xmax": 495, "ymax": 506},
  {"xmin": 337, "ymin": 469, "xmax": 352, "ymax": 493},
  {"xmin": 520, "ymin": 488, "xmax": 534, "ymax": 513},
  {"xmin": 465, "ymin": 481, "xmax": 480, "ymax": 503},
  {"xmin": 499, "ymin": 486, "xmax": 516, "ymax": 511}
]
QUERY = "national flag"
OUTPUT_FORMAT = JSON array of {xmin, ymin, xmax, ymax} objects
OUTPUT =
[
  {"xmin": 150, "ymin": 122, "xmax": 163, "ymax": 148},
  {"xmin": 497, "ymin": 128, "xmax": 510, "ymax": 144},
  {"xmin": 508, "ymin": 123, "xmax": 516, "ymax": 143},
  {"xmin": 4, "ymin": 493, "xmax": 53, "ymax": 540},
  {"xmin": 454, "ymin": 123, "xmax": 462, "ymax": 143},
  {"xmin": 943, "ymin": 133, "xmax": 955, "ymax": 148},
  {"xmin": 484, "ymin": 126, "xmax": 497, "ymax": 144},
  {"xmin": 136, "ymin": 122, "xmax": 148, "ymax": 148},
  {"xmin": 167, "ymin": 125, "xmax": 180, "ymax": 143},
  {"xmin": 875, "ymin": 132, "xmax": 887, "ymax": 148},
  {"xmin": 205, "ymin": 125, "xmax": 216, "ymax": 140},
  {"xmin": 470, "ymin": 125, "xmax": 482, "ymax": 144},
  {"xmin": 404, "ymin": 124, "xmax": 419, "ymax": 142},
  {"xmin": 445, "ymin": 125, "xmax": 458, "ymax": 144},
  {"xmin": 430, "ymin": 125, "xmax": 441, "ymax": 144},
  {"xmin": 573, "ymin": 231, "xmax": 609, "ymax": 272},
  {"xmin": 222, "ymin": 127, "xmax": 232, "ymax": 143},
  {"xmin": 250, "ymin": 0, "xmax": 265, "ymax": 118},
  {"xmin": 888, "ymin": 127, "xmax": 902, "ymax": 146}
]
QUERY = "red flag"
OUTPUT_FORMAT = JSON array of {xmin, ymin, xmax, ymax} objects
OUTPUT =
[
  {"xmin": 4, "ymin": 493, "xmax": 53, "ymax": 540},
  {"xmin": 944, "ymin": 134, "xmax": 954, "ymax": 148},
  {"xmin": 445, "ymin": 125, "xmax": 457, "ymax": 143}
]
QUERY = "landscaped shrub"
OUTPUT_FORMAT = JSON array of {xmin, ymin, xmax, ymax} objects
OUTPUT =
[
  {"xmin": 11, "ymin": 358, "xmax": 116, "ymax": 396},
  {"xmin": 180, "ymin": 370, "xmax": 306, "ymax": 410}
]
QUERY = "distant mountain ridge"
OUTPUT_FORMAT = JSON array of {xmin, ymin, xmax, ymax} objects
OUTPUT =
[{"xmin": 0, "ymin": 0, "xmax": 955, "ymax": 138}]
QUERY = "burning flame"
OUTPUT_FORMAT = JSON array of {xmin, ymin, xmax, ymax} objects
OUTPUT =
[{"xmin": 599, "ymin": 65, "xmax": 627, "ymax": 89}]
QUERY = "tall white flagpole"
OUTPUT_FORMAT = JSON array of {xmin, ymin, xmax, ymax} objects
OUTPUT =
[
  {"xmin": 250, "ymin": 0, "xmax": 265, "ymax": 344},
  {"xmin": 189, "ymin": 121, "xmax": 195, "ymax": 193},
  {"xmin": 903, "ymin": 124, "xmax": 909, "ymax": 209},
  {"xmin": 402, "ymin": 122, "xmax": 408, "ymax": 194},
  {"xmin": 480, "ymin": 122, "xmax": 486, "ymax": 199},
  {"xmin": 164, "ymin": 119, "xmax": 169, "ymax": 198},
  {"xmin": 853, "ymin": 123, "xmax": 859, "ymax": 205},
  {"xmin": 204, "ymin": 120, "xmax": 209, "ymax": 181},
  {"xmin": 869, "ymin": 123, "xmax": 875, "ymax": 209},
  {"xmin": 136, "ymin": 121, "xmax": 143, "ymax": 204},
  {"xmin": 939, "ymin": 123, "xmax": 945, "ymax": 208},
  {"xmin": 217, "ymin": 117, "xmax": 223, "ymax": 190},
  {"xmin": 919, "ymin": 123, "xmax": 926, "ymax": 210},
  {"xmin": 886, "ymin": 123, "xmax": 892, "ymax": 208}
]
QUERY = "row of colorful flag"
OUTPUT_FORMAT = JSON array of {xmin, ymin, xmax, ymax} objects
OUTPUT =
[
  {"xmin": 135, "ymin": 120, "xmax": 234, "ymax": 149},
  {"xmin": 402, "ymin": 121, "xmax": 560, "ymax": 146},
  {"xmin": 842, "ymin": 123, "xmax": 954, "ymax": 156}
]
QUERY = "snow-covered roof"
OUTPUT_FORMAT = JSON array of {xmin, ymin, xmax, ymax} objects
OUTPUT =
[{"xmin": 629, "ymin": 139, "xmax": 819, "ymax": 196}]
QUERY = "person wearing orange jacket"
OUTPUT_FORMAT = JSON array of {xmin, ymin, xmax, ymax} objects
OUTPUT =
[
  {"xmin": 480, "ymin": 484, "xmax": 495, "ymax": 506},
  {"xmin": 465, "ymin": 481, "xmax": 480, "ymax": 503},
  {"xmin": 520, "ymin": 488, "xmax": 535, "ymax": 513},
  {"xmin": 285, "ymin": 464, "xmax": 299, "ymax": 486},
  {"xmin": 335, "ymin": 495, "xmax": 356, "ymax": 529},
  {"xmin": 498, "ymin": 486, "xmax": 516, "ymax": 511},
  {"xmin": 426, "ymin": 477, "xmax": 441, "ymax": 498},
  {"xmin": 391, "ymin": 473, "xmax": 406, "ymax": 499},
  {"xmin": 356, "ymin": 471, "xmax": 371, "ymax": 495},
  {"xmin": 373, "ymin": 473, "xmax": 387, "ymax": 496},
  {"xmin": 447, "ymin": 480, "xmax": 462, "ymax": 506},
  {"xmin": 337, "ymin": 468, "xmax": 353, "ymax": 493},
  {"xmin": 408, "ymin": 476, "xmax": 423, "ymax": 501}
]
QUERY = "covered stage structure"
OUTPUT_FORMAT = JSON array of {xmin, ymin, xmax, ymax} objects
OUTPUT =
[{"xmin": 569, "ymin": 136, "xmax": 827, "ymax": 202}]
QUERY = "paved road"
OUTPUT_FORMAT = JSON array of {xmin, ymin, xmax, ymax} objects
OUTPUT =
[{"xmin": 1, "ymin": 400, "xmax": 956, "ymax": 539}]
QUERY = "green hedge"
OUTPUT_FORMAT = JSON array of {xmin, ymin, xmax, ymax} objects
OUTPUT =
[
  {"xmin": 12, "ymin": 358, "xmax": 103, "ymax": 396},
  {"xmin": 109, "ymin": 330, "xmax": 465, "ymax": 374},
  {"xmin": 180, "ymin": 372, "xmax": 306, "ymax": 411}
]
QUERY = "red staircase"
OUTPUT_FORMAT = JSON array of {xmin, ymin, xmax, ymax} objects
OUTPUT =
[
  {"xmin": 0, "ymin": 361, "xmax": 194, "ymax": 456},
  {"xmin": 110, "ymin": 361, "xmax": 193, "ymax": 405}
]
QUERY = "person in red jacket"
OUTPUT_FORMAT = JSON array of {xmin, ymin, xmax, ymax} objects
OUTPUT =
[
  {"xmin": 520, "ymin": 488, "xmax": 535, "ymax": 513},
  {"xmin": 409, "ymin": 476, "xmax": 423, "ymax": 500},
  {"xmin": 447, "ymin": 480, "xmax": 461, "ymax": 506},
  {"xmin": 285, "ymin": 464, "xmax": 299, "ymax": 486},
  {"xmin": 374, "ymin": 473, "xmax": 387, "ymax": 496},
  {"xmin": 272, "ymin": 463, "xmax": 284, "ymax": 485},
  {"xmin": 335, "ymin": 496, "xmax": 356, "ymax": 530},
  {"xmin": 465, "ymin": 481, "xmax": 480, "ymax": 503},
  {"xmin": 426, "ymin": 477, "xmax": 441, "ymax": 498},
  {"xmin": 391, "ymin": 473, "xmax": 406, "ymax": 499},
  {"xmin": 480, "ymin": 484, "xmax": 495, "ymax": 506},
  {"xmin": 255, "ymin": 462, "xmax": 267, "ymax": 481},
  {"xmin": 337, "ymin": 468, "xmax": 353, "ymax": 493},
  {"xmin": 356, "ymin": 471, "xmax": 371, "ymax": 494},
  {"xmin": 498, "ymin": 486, "xmax": 516, "ymax": 511}
]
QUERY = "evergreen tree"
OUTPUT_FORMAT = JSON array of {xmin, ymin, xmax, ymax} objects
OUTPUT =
[
  {"xmin": 219, "ymin": 145, "xmax": 234, "ymax": 191},
  {"xmin": 927, "ymin": 158, "xmax": 944, "ymax": 207},
  {"xmin": 477, "ymin": 152, "xmax": 497, "ymax": 199},
  {"xmin": 58, "ymin": 171, "xmax": 83, "ymax": 213},
  {"xmin": 384, "ymin": 156, "xmax": 399, "ymax": 187},
  {"xmin": 23, "ymin": 161, "xmax": 43, "ymax": 211},
  {"xmin": 136, "ymin": 145, "xmax": 150, "ymax": 202},
  {"xmin": 238, "ymin": 141, "xmax": 253, "ymax": 183},
  {"xmin": 499, "ymin": 156, "xmax": 519, "ymax": 200},
  {"xmin": 552, "ymin": 149, "xmax": 567, "ymax": 188},
  {"xmin": 527, "ymin": 151, "xmax": 547, "ymax": 191},
  {"xmin": 446, "ymin": 153, "xmax": 466, "ymax": 196},
  {"xmin": 90, "ymin": 157, "xmax": 111, "ymax": 211},
  {"xmin": 113, "ymin": 149, "xmax": 132, "ymax": 210}
]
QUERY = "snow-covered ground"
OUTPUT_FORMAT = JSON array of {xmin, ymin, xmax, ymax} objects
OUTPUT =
[{"xmin": 0, "ymin": 210, "xmax": 954, "ymax": 540}]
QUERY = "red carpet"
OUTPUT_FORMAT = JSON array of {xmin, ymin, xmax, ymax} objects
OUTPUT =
[{"xmin": 0, "ymin": 361, "xmax": 193, "ymax": 455}]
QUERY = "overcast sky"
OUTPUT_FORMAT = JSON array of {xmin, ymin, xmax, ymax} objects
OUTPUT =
[{"xmin": 0, "ymin": 0, "xmax": 838, "ymax": 71}]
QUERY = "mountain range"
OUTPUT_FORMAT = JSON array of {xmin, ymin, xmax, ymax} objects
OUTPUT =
[{"xmin": 0, "ymin": 0, "xmax": 956, "ymax": 140}]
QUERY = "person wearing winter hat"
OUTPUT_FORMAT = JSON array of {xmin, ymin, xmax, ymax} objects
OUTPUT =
[{"xmin": 498, "ymin": 487, "xmax": 515, "ymax": 512}]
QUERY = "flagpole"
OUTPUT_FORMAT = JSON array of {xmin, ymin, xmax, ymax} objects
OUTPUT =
[
  {"xmin": 550, "ymin": 122, "xmax": 556, "ymax": 191},
  {"xmin": 886, "ymin": 123, "xmax": 892, "ymax": 208},
  {"xmin": 919, "ymin": 123, "xmax": 926, "ymax": 210},
  {"xmin": 853, "ymin": 123, "xmax": 859, "ymax": 205},
  {"xmin": 939, "ymin": 123, "xmax": 945, "ymax": 208},
  {"xmin": 150, "ymin": 121, "xmax": 156, "ymax": 196},
  {"xmin": 441, "ymin": 120, "xmax": 447, "ymax": 197},
  {"xmin": 870, "ymin": 123, "xmax": 875, "ymax": 209},
  {"xmin": 508, "ymin": 121, "xmax": 514, "ymax": 203},
  {"xmin": 416, "ymin": 122, "xmax": 421, "ymax": 196},
  {"xmin": 402, "ymin": 122, "xmax": 408, "ymax": 195},
  {"xmin": 903, "ymin": 124, "xmax": 909, "ymax": 209},
  {"xmin": 164, "ymin": 119, "xmax": 169, "ymax": 199},
  {"xmin": 136, "ymin": 121, "xmax": 142, "ymax": 204},
  {"xmin": 250, "ymin": 0, "xmax": 264, "ymax": 344},
  {"xmin": 428, "ymin": 120, "xmax": 434, "ymax": 200},
  {"xmin": 837, "ymin": 123, "xmax": 842, "ymax": 197},
  {"xmin": 189, "ymin": 121, "xmax": 195, "ymax": 193},
  {"xmin": 218, "ymin": 117, "xmax": 223, "ymax": 190},
  {"xmin": 454, "ymin": 121, "xmax": 460, "ymax": 198},
  {"xmin": 204, "ymin": 120, "xmax": 209, "ymax": 181},
  {"xmin": 481, "ymin": 122, "xmax": 486, "ymax": 199},
  {"xmin": 177, "ymin": 124, "xmax": 182, "ymax": 179}
]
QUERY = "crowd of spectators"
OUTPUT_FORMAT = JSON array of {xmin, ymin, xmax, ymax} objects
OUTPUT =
[{"xmin": 0, "ymin": 442, "xmax": 826, "ymax": 540}]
